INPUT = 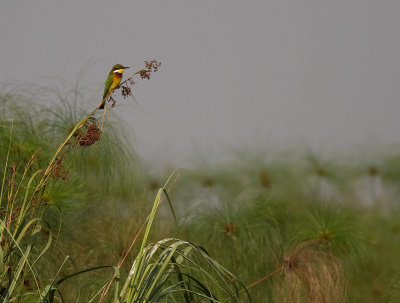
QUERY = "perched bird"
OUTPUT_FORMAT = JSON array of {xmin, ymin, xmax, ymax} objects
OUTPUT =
[{"xmin": 100, "ymin": 64, "xmax": 130, "ymax": 109}]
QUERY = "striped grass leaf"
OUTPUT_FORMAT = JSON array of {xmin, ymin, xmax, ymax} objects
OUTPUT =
[{"xmin": 120, "ymin": 238, "xmax": 251, "ymax": 303}]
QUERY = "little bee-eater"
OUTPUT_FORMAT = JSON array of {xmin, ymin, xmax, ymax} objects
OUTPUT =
[{"xmin": 100, "ymin": 64, "xmax": 130, "ymax": 109}]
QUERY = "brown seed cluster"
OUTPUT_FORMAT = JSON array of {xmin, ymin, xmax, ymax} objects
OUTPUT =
[
  {"xmin": 108, "ymin": 96, "xmax": 117, "ymax": 107},
  {"xmin": 51, "ymin": 119, "xmax": 101, "ymax": 182},
  {"xmin": 139, "ymin": 60, "xmax": 161, "ymax": 79},
  {"xmin": 76, "ymin": 120, "xmax": 102, "ymax": 147},
  {"xmin": 121, "ymin": 85, "xmax": 132, "ymax": 99},
  {"xmin": 50, "ymin": 153, "xmax": 69, "ymax": 181}
]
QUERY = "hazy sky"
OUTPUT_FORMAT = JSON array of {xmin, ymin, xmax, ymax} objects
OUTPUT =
[{"xmin": 1, "ymin": 1, "xmax": 400, "ymax": 162}]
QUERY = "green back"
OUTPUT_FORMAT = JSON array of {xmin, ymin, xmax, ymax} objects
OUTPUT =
[{"xmin": 103, "ymin": 73, "xmax": 114, "ymax": 99}]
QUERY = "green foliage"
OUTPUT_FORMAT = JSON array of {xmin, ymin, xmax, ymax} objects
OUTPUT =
[
  {"xmin": 2, "ymin": 77, "xmax": 400, "ymax": 302},
  {"xmin": 117, "ymin": 179, "xmax": 250, "ymax": 303}
]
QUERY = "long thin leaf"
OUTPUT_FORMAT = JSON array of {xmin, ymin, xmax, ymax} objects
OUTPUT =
[{"xmin": 0, "ymin": 120, "xmax": 13, "ymax": 208}]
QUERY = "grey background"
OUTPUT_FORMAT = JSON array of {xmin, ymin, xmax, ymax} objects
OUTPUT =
[{"xmin": 1, "ymin": 1, "xmax": 400, "ymax": 163}]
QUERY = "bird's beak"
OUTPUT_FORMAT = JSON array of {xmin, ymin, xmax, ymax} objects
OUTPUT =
[{"xmin": 123, "ymin": 67, "xmax": 130, "ymax": 69}]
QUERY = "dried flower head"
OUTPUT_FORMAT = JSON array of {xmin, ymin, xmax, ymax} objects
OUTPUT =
[
  {"xmin": 222, "ymin": 222, "xmax": 238, "ymax": 239},
  {"xmin": 140, "ymin": 60, "xmax": 161, "ymax": 79},
  {"xmin": 121, "ymin": 85, "xmax": 132, "ymax": 99},
  {"xmin": 76, "ymin": 118, "xmax": 102, "ymax": 147},
  {"xmin": 145, "ymin": 59, "xmax": 161, "ymax": 73},
  {"xmin": 274, "ymin": 241, "xmax": 347, "ymax": 303},
  {"xmin": 49, "ymin": 152, "xmax": 69, "ymax": 181}
]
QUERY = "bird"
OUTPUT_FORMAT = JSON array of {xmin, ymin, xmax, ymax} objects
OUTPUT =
[{"xmin": 100, "ymin": 64, "xmax": 130, "ymax": 109}]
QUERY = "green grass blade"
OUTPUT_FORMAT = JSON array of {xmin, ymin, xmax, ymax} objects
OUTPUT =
[
  {"xmin": 163, "ymin": 188, "xmax": 177, "ymax": 227},
  {"xmin": 0, "ymin": 120, "xmax": 13, "ymax": 208}
]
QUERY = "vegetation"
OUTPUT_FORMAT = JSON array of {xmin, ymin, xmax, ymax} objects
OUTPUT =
[{"xmin": 1, "ymin": 65, "xmax": 400, "ymax": 302}]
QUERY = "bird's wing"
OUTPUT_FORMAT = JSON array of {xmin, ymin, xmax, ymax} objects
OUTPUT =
[{"xmin": 103, "ymin": 75, "xmax": 113, "ymax": 99}]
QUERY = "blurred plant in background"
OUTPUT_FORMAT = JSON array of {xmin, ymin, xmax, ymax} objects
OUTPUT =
[{"xmin": 1, "ymin": 62, "xmax": 400, "ymax": 302}]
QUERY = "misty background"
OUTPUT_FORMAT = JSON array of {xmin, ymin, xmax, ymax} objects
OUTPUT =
[{"xmin": 1, "ymin": 1, "xmax": 400, "ymax": 164}]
